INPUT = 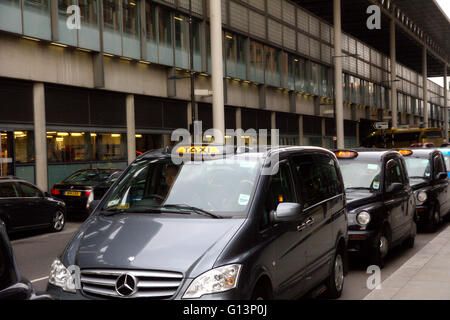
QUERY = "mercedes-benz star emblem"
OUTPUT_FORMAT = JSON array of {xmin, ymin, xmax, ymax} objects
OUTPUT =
[{"xmin": 115, "ymin": 273, "xmax": 137, "ymax": 297}]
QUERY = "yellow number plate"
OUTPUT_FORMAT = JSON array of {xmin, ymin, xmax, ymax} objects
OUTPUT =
[{"xmin": 65, "ymin": 191, "xmax": 81, "ymax": 197}]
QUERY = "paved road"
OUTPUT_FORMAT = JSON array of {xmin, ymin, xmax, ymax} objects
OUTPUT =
[{"xmin": 10, "ymin": 219, "xmax": 448, "ymax": 297}]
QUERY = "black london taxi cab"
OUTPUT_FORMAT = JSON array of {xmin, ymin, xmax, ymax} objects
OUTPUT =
[
  {"xmin": 47, "ymin": 145, "xmax": 348, "ymax": 300},
  {"xmin": 398, "ymin": 149, "xmax": 450, "ymax": 232},
  {"xmin": 335, "ymin": 149, "xmax": 416, "ymax": 268}
]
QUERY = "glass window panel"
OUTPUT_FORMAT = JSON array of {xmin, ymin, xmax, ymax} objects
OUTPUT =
[
  {"xmin": 225, "ymin": 32, "xmax": 237, "ymax": 78},
  {"xmin": 249, "ymin": 40, "xmax": 264, "ymax": 83},
  {"xmin": 294, "ymin": 58, "xmax": 306, "ymax": 92},
  {"xmin": 47, "ymin": 132, "xmax": 89, "ymax": 163},
  {"xmin": 145, "ymin": 1, "xmax": 157, "ymax": 62},
  {"xmin": 14, "ymin": 131, "xmax": 35, "ymax": 164},
  {"xmin": 1, "ymin": 132, "xmax": 14, "ymax": 176},
  {"xmin": 192, "ymin": 20, "xmax": 202, "ymax": 72},
  {"xmin": 92, "ymin": 133, "xmax": 127, "ymax": 161},
  {"xmin": 320, "ymin": 65, "xmax": 328, "ymax": 97},
  {"xmin": 24, "ymin": 0, "xmax": 51, "ymax": 40},
  {"xmin": 136, "ymin": 134, "xmax": 163, "ymax": 154},
  {"xmin": 0, "ymin": 0, "xmax": 22, "ymax": 34},
  {"xmin": 236, "ymin": 35, "xmax": 246, "ymax": 80},
  {"xmin": 158, "ymin": 7, "xmax": 173, "ymax": 66},
  {"xmin": 79, "ymin": 0, "xmax": 100, "ymax": 51},
  {"xmin": 103, "ymin": 0, "xmax": 122, "ymax": 55},
  {"xmin": 265, "ymin": 46, "xmax": 280, "ymax": 87},
  {"xmin": 58, "ymin": 0, "xmax": 78, "ymax": 46},
  {"xmin": 286, "ymin": 55, "xmax": 295, "ymax": 91},
  {"xmin": 122, "ymin": 0, "xmax": 140, "ymax": 59},
  {"xmin": 174, "ymin": 15, "xmax": 190, "ymax": 69},
  {"xmin": 309, "ymin": 62, "xmax": 319, "ymax": 95}
]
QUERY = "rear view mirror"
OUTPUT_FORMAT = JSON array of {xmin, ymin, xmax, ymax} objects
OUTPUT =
[
  {"xmin": 271, "ymin": 203, "xmax": 302, "ymax": 223},
  {"xmin": 386, "ymin": 182, "xmax": 403, "ymax": 194},
  {"xmin": 436, "ymin": 172, "xmax": 448, "ymax": 180}
]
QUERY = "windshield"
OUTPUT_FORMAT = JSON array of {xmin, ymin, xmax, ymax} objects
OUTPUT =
[
  {"xmin": 102, "ymin": 157, "xmax": 262, "ymax": 218},
  {"xmin": 404, "ymin": 157, "xmax": 431, "ymax": 179},
  {"xmin": 64, "ymin": 170, "xmax": 115, "ymax": 184},
  {"xmin": 338, "ymin": 160, "xmax": 381, "ymax": 191}
]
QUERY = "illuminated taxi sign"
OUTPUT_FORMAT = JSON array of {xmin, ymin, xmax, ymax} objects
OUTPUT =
[
  {"xmin": 335, "ymin": 150, "xmax": 358, "ymax": 159},
  {"xmin": 397, "ymin": 149, "xmax": 413, "ymax": 156},
  {"xmin": 176, "ymin": 146, "xmax": 220, "ymax": 155}
]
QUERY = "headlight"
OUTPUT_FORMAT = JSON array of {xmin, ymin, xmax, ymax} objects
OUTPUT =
[
  {"xmin": 183, "ymin": 264, "xmax": 242, "ymax": 299},
  {"xmin": 356, "ymin": 211, "xmax": 371, "ymax": 225},
  {"xmin": 48, "ymin": 259, "xmax": 77, "ymax": 293},
  {"xmin": 417, "ymin": 191, "xmax": 427, "ymax": 203}
]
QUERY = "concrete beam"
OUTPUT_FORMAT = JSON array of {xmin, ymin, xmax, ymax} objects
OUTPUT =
[{"xmin": 33, "ymin": 83, "xmax": 48, "ymax": 191}]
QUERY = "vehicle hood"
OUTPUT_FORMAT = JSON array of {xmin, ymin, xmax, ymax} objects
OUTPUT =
[
  {"xmin": 345, "ymin": 189, "xmax": 378, "ymax": 211},
  {"xmin": 410, "ymin": 178, "xmax": 429, "ymax": 190},
  {"xmin": 71, "ymin": 214, "xmax": 245, "ymax": 278}
]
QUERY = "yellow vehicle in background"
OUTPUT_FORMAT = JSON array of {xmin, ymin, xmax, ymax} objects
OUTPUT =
[{"xmin": 363, "ymin": 127, "xmax": 444, "ymax": 148}]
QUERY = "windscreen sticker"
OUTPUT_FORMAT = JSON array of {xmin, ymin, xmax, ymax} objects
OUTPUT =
[
  {"xmin": 107, "ymin": 199, "xmax": 120, "ymax": 207},
  {"xmin": 373, "ymin": 181, "xmax": 380, "ymax": 190},
  {"xmin": 367, "ymin": 164, "xmax": 379, "ymax": 171},
  {"xmin": 238, "ymin": 194, "xmax": 250, "ymax": 206}
]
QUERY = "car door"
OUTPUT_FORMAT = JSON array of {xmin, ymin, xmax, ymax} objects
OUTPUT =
[
  {"xmin": 16, "ymin": 182, "xmax": 49, "ymax": 227},
  {"xmin": 384, "ymin": 157, "xmax": 408, "ymax": 243},
  {"xmin": 264, "ymin": 160, "xmax": 309, "ymax": 299},
  {"xmin": 0, "ymin": 182, "xmax": 23, "ymax": 231},
  {"xmin": 432, "ymin": 153, "xmax": 449, "ymax": 215},
  {"xmin": 293, "ymin": 154, "xmax": 336, "ymax": 291}
]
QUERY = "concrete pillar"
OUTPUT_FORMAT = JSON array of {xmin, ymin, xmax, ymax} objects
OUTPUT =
[
  {"xmin": 210, "ymin": 0, "xmax": 225, "ymax": 143},
  {"xmin": 333, "ymin": 0, "xmax": 344, "ymax": 149},
  {"xmin": 444, "ymin": 65, "xmax": 448, "ymax": 141},
  {"xmin": 236, "ymin": 108, "xmax": 242, "ymax": 129},
  {"xmin": 390, "ymin": 18, "xmax": 398, "ymax": 129},
  {"xmin": 126, "ymin": 94, "xmax": 136, "ymax": 165},
  {"xmin": 321, "ymin": 117, "xmax": 326, "ymax": 148},
  {"xmin": 33, "ymin": 83, "xmax": 47, "ymax": 191},
  {"xmin": 356, "ymin": 122, "xmax": 360, "ymax": 147},
  {"xmin": 271, "ymin": 112, "xmax": 276, "ymax": 130},
  {"xmin": 423, "ymin": 47, "xmax": 429, "ymax": 128},
  {"xmin": 299, "ymin": 115, "xmax": 304, "ymax": 146}
]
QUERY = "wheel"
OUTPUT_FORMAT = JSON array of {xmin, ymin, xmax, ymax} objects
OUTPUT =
[
  {"xmin": 368, "ymin": 229, "xmax": 389, "ymax": 269},
  {"xmin": 426, "ymin": 206, "xmax": 440, "ymax": 233},
  {"xmin": 51, "ymin": 210, "xmax": 65, "ymax": 232},
  {"xmin": 325, "ymin": 249, "xmax": 345, "ymax": 299}
]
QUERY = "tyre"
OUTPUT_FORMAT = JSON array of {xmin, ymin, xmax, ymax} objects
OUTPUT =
[
  {"xmin": 325, "ymin": 248, "xmax": 345, "ymax": 299},
  {"xmin": 368, "ymin": 229, "xmax": 389, "ymax": 269},
  {"xmin": 426, "ymin": 206, "xmax": 440, "ymax": 233},
  {"xmin": 51, "ymin": 210, "xmax": 65, "ymax": 232}
]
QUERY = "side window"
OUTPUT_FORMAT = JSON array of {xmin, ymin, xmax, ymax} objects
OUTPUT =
[
  {"xmin": 18, "ymin": 183, "xmax": 42, "ymax": 198},
  {"xmin": 385, "ymin": 159, "xmax": 404, "ymax": 188},
  {"xmin": 0, "ymin": 183, "xmax": 19, "ymax": 198},
  {"xmin": 433, "ymin": 155, "xmax": 445, "ymax": 177},
  {"xmin": 261, "ymin": 162, "xmax": 296, "ymax": 229}
]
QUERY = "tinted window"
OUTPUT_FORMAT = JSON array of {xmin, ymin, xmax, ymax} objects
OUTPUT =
[
  {"xmin": 385, "ymin": 159, "xmax": 404, "ymax": 188},
  {"xmin": 293, "ymin": 154, "xmax": 339, "ymax": 208},
  {"xmin": 261, "ymin": 162, "xmax": 296, "ymax": 228},
  {"xmin": 0, "ymin": 183, "xmax": 19, "ymax": 198},
  {"xmin": 64, "ymin": 170, "xmax": 116, "ymax": 184},
  {"xmin": 18, "ymin": 183, "xmax": 42, "ymax": 198}
]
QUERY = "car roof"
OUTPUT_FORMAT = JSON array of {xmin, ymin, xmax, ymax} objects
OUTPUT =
[
  {"xmin": 138, "ymin": 145, "xmax": 336, "ymax": 160},
  {"xmin": 335, "ymin": 148, "xmax": 399, "ymax": 162},
  {"xmin": 0, "ymin": 177, "xmax": 34, "ymax": 184},
  {"xmin": 404, "ymin": 148, "xmax": 439, "ymax": 158}
]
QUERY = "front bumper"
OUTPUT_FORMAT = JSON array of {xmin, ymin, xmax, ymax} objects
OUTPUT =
[
  {"xmin": 46, "ymin": 281, "xmax": 247, "ymax": 300},
  {"xmin": 347, "ymin": 230, "xmax": 377, "ymax": 256}
]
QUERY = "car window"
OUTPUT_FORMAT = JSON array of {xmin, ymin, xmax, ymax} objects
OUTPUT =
[
  {"xmin": 292, "ymin": 154, "xmax": 339, "ymax": 208},
  {"xmin": 385, "ymin": 158, "xmax": 404, "ymax": 188},
  {"xmin": 18, "ymin": 183, "xmax": 42, "ymax": 198},
  {"xmin": 261, "ymin": 162, "xmax": 296, "ymax": 229},
  {"xmin": 0, "ymin": 183, "xmax": 19, "ymax": 198}
]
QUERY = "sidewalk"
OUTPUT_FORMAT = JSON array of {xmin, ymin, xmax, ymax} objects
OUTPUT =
[{"xmin": 364, "ymin": 225, "xmax": 450, "ymax": 300}]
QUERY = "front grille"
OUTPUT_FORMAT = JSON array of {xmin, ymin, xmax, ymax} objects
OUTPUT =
[{"xmin": 80, "ymin": 269, "xmax": 183, "ymax": 299}]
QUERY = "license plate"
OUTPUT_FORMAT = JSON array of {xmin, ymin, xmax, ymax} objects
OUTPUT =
[{"xmin": 65, "ymin": 191, "xmax": 81, "ymax": 197}]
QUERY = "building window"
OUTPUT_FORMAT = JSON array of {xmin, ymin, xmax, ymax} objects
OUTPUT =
[
  {"xmin": 249, "ymin": 40, "xmax": 264, "ymax": 83},
  {"xmin": 309, "ymin": 62, "xmax": 319, "ymax": 96},
  {"xmin": 79, "ymin": 0, "xmax": 100, "ymax": 50},
  {"xmin": 144, "ymin": 1, "xmax": 157, "ymax": 62},
  {"xmin": 103, "ymin": 0, "xmax": 122, "ymax": 55},
  {"xmin": 158, "ymin": 6, "xmax": 173, "ymax": 66},
  {"xmin": 0, "ymin": 0, "xmax": 22, "ymax": 34},
  {"xmin": 294, "ymin": 58, "xmax": 306, "ymax": 93},
  {"xmin": 24, "ymin": 0, "xmax": 51, "ymax": 40},
  {"xmin": 174, "ymin": 14, "xmax": 190, "ymax": 69},
  {"xmin": 192, "ymin": 20, "xmax": 202, "ymax": 72},
  {"xmin": 14, "ymin": 131, "xmax": 34, "ymax": 164},
  {"xmin": 265, "ymin": 46, "xmax": 280, "ymax": 87},
  {"xmin": 47, "ymin": 132, "xmax": 89, "ymax": 163},
  {"xmin": 58, "ymin": 0, "xmax": 78, "ymax": 46},
  {"xmin": 122, "ymin": 0, "xmax": 140, "ymax": 59},
  {"xmin": 92, "ymin": 133, "xmax": 127, "ymax": 161}
]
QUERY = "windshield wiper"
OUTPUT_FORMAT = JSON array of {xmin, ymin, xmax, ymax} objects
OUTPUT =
[
  {"xmin": 345, "ymin": 187, "xmax": 371, "ymax": 190},
  {"xmin": 161, "ymin": 204, "xmax": 223, "ymax": 219},
  {"xmin": 409, "ymin": 176, "xmax": 428, "ymax": 179}
]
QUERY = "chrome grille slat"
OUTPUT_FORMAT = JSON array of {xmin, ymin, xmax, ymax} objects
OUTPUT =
[{"xmin": 80, "ymin": 269, "xmax": 183, "ymax": 299}]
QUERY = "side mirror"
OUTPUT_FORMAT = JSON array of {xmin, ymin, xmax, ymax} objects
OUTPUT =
[
  {"xmin": 270, "ymin": 203, "xmax": 302, "ymax": 223},
  {"xmin": 386, "ymin": 182, "xmax": 403, "ymax": 194},
  {"xmin": 88, "ymin": 200, "xmax": 101, "ymax": 215},
  {"xmin": 436, "ymin": 172, "xmax": 448, "ymax": 180}
]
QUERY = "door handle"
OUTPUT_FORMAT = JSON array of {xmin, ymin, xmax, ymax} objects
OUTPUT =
[{"xmin": 297, "ymin": 217, "xmax": 314, "ymax": 232}]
